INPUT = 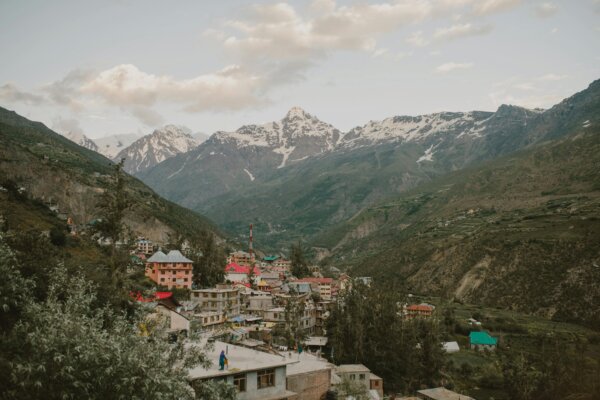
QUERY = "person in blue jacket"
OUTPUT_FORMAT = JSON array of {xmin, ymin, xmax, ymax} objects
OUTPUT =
[{"xmin": 219, "ymin": 350, "xmax": 227, "ymax": 370}]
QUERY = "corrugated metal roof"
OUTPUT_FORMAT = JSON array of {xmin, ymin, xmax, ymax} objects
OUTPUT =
[
  {"xmin": 469, "ymin": 331, "xmax": 497, "ymax": 345},
  {"xmin": 147, "ymin": 250, "xmax": 192, "ymax": 263}
]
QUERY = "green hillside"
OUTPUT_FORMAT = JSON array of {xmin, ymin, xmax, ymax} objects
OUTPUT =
[
  {"xmin": 190, "ymin": 80, "xmax": 600, "ymax": 251},
  {"xmin": 318, "ymin": 126, "xmax": 600, "ymax": 328},
  {"xmin": 0, "ymin": 107, "xmax": 219, "ymax": 244}
]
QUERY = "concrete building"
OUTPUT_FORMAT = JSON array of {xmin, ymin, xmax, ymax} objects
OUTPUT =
[
  {"xmin": 405, "ymin": 304, "xmax": 435, "ymax": 318},
  {"xmin": 370, "ymin": 373, "xmax": 383, "ymax": 399},
  {"xmin": 286, "ymin": 352, "xmax": 333, "ymax": 400},
  {"xmin": 417, "ymin": 387, "xmax": 475, "ymax": 400},
  {"xmin": 136, "ymin": 237, "xmax": 154, "ymax": 255},
  {"xmin": 145, "ymin": 250, "xmax": 193, "ymax": 289},
  {"xmin": 225, "ymin": 263, "xmax": 261, "ymax": 284},
  {"xmin": 191, "ymin": 286, "xmax": 241, "ymax": 318},
  {"xmin": 294, "ymin": 278, "xmax": 334, "ymax": 300},
  {"xmin": 188, "ymin": 341, "xmax": 297, "ymax": 400},
  {"xmin": 335, "ymin": 364, "xmax": 371, "ymax": 391},
  {"xmin": 228, "ymin": 250, "xmax": 254, "ymax": 267},
  {"xmin": 469, "ymin": 331, "xmax": 498, "ymax": 351}
]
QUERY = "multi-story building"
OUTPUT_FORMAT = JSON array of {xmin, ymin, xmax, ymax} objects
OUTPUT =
[
  {"xmin": 272, "ymin": 258, "xmax": 292, "ymax": 270},
  {"xmin": 225, "ymin": 263, "xmax": 261, "ymax": 284},
  {"xmin": 136, "ymin": 237, "xmax": 154, "ymax": 255},
  {"xmin": 191, "ymin": 286, "xmax": 241, "ymax": 318},
  {"xmin": 294, "ymin": 278, "xmax": 334, "ymax": 300},
  {"xmin": 227, "ymin": 250, "xmax": 254, "ymax": 267},
  {"xmin": 145, "ymin": 250, "xmax": 193, "ymax": 289}
]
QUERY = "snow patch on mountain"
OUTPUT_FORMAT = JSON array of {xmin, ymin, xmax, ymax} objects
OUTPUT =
[
  {"xmin": 211, "ymin": 107, "xmax": 341, "ymax": 166},
  {"xmin": 61, "ymin": 130, "xmax": 99, "ymax": 153},
  {"xmin": 95, "ymin": 133, "xmax": 140, "ymax": 158},
  {"xmin": 243, "ymin": 168, "xmax": 255, "ymax": 181},
  {"xmin": 417, "ymin": 144, "xmax": 436, "ymax": 163},
  {"xmin": 115, "ymin": 125, "xmax": 198, "ymax": 175}
]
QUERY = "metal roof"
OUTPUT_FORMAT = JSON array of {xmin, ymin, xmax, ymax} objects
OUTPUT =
[{"xmin": 148, "ymin": 250, "xmax": 192, "ymax": 263}]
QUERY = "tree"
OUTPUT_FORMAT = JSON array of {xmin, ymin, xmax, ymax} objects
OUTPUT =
[
  {"xmin": 3, "ymin": 265, "xmax": 212, "ymax": 400},
  {"xmin": 190, "ymin": 231, "xmax": 225, "ymax": 288},
  {"xmin": 95, "ymin": 159, "xmax": 133, "ymax": 288},
  {"xmin": 290, "ymin": 241, "xmax": 310, "ymax": 278},
  {"xmin": 337, "ymin": 375, "xmax": 370, "ymax": 400}
]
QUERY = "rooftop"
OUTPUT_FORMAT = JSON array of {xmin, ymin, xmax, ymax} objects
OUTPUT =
[
  {"xmin": 225, "ymin": 262, "xmax": 260, "ymax": 275},
  {"xmin": 336, "ymin": 364, "xmax": 370, "ymax": 374},
  {"xmin": 147, "ymin": 250, "xmax": 193, "ymax": 263},
  {"xmin": 286, "ymin": 352, "xmax": 333, "ymax": 376},
  {"xmin": 304, "ymin": 336, "xmax": 328, "ymax": 347},
  {"xmin": 294, "ymin": 277, "xmax": 333, "ymax": 284},
  {"xmin": 187, "ymin": 341, "xmax": 291, "ymax": 380},
  {"xmin": 469, "ymin": 331, "xmax": 498, "ymax": 346},
  {"xmin": 417, "ymin": 387, "xmax": 475, "ymax": 400}
]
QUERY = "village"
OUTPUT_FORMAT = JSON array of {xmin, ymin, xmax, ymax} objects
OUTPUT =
[{"xmin": 130, "ymin": 226, "xmax": 498, "ymax": 400}]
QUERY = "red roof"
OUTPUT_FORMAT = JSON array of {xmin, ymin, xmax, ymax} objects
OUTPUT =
[
  {"xmin": 295, "ymin": 277, "xmax": 333, "ymax": 284},
  {"xmin": 130, "ymin": 291, "xmax": 173, "ymax": 302},
  {"xmin": 225, "ymin": 262, "xmax": 260, "ymax": 275}
]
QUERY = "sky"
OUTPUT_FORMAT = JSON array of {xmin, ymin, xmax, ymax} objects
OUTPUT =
[{"xmin": 0, "ymin": 0, "xmax": 598, "ymax": 139}]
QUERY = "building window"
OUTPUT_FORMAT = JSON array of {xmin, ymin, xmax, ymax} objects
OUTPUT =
[
  {"xmin": 350, "ymin": 374, "xmax": 356, "ymax": 381},
  {"xmin": 233, "ymin": 374, "xmax": 246, "ymax": 392},
  {"xmin": 359, "ymin": 374, "xmax": 365, "ymax": 380},
  {"xmin": 257, "ymin": 369, "xmax": 275, "ymax": 389},
  {"xmin": 160, "ymin": 278, "xmax": 165, "ymax": 282}
]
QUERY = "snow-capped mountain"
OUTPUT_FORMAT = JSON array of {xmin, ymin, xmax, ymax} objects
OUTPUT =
[
  {"xmin": 60, "ymin": 130, "xmax": 99, "ymax": 153},
  {"xmin": 115, "ymin": 125, "xmax": 198, "ymax": 175},
  {"xmin": 213, "ymin": 107, "xmax": 341, "ymax": 168},
  {"xmin": 95, "ymin": 133, "xmax": 140, "ymax": 158},
  {"xmin": 341, "ymin": 111, "xmax": 494, "ymax": 148}
]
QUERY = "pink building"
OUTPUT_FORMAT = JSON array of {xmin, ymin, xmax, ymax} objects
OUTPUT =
[{"xmin": 145, "ymin": 250, "xmax": 193, "ymax": 289}]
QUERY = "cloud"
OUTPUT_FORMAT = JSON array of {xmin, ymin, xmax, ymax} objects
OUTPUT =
[
  {"xmin": 472, "ymin": 0, "xmax": 522, "ymax": 15},
  {"xmin": 513, "ymin": 82, "xmax": 536, "ymax": 91},
  {"xmin": 435, "ymin": 61, "xmax": 473, "ymax": 73},
  {"xmin": 129, "ymin": 106, "xmax": 165, "ymax": 127},
  {"xmin": 42, "ymin": 69, "xmax": 92, "ymax": 112},
  {"xmin": 433, "ymin": 23, "xmax": 493, "ymax": 41},
  {"xmin": 537, "ymin": 73, "xmax": 568, "ymax": 81},
  {"xmin": 0, "ymin": 83, "xmax": 45, "ymax": 105},
  {"xmin": 534, "ymin": 2, "xmax": 558, "ymax": 18},
  {"xmin": 406, "ymin": 31, "xmax": 430, "ymax": 47},
  {"xmin": 52, "ymin": 117, "xmax": 83, "ymax": 135},
  {"xmin": 78, "ymin": 64, "xmax": 264, "ymax": 122}
]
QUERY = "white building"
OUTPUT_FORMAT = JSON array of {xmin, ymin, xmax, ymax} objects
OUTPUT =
[{"xmin": 188, "ymin": 341, "xmax": 297, "ymax": 400}]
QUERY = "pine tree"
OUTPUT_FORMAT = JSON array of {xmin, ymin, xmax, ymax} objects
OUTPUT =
[
  {"xmin": 95, "ymin": 159, "xmax": 132, "ymax": 289},
  {"xmin": 290, "ymin": 241, "xmax": 310, "ymax": 278}
]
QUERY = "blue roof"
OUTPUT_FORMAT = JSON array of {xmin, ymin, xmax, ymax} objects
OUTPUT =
[{"xmin": 469, "ymin": 331, "xmax": 498, "ymax": 346}]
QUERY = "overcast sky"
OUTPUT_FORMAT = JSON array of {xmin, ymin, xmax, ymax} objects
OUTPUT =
[{"xmin": 0, "ymin": 0, "xmax": 598, "ymax": 139}]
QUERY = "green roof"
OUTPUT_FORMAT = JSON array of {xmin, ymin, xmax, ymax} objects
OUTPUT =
[
  {"xmin": 263, "ymin": 255, "xmax": 279, "ymax": 261},
  {"xmin": 469, "ymin": 331, "xmax": 497, "ymax": 346}
]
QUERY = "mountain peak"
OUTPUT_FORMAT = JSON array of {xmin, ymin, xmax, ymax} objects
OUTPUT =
[
  {"xmin": 284, "ymin": 106, "xmax": 311, "ymax": 120},
  {"xmin": 153, "ymin": 124, "xmax": 193, "ymax": 137}
]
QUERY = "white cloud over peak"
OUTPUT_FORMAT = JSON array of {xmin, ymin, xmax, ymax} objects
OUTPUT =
[
  {"xmin": 534, "ymin": 2, "xmax": 558, "ymax": 18},
  {"xmin": 435, "ymin": 62, "xmax": 474, "ymax": 73},
  {"xmin": 0, "ymin": 83, "xmax": 45, "ymax": 105}
]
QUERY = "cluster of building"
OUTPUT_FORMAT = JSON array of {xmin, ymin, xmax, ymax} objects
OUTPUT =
[{"xmin": 136, "ymin": 239, "xmax": 493, "ymax": 399}]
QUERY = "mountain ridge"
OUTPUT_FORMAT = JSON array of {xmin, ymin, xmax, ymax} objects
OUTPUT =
[{"xmin": 138, "ymin": 80, "xmax": 600, "ymax": 249}]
